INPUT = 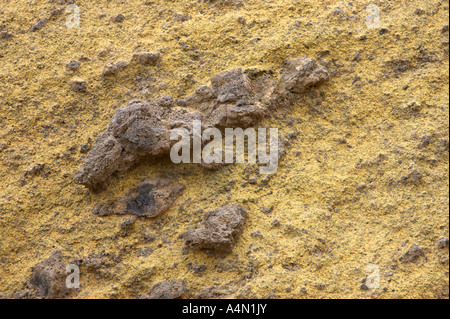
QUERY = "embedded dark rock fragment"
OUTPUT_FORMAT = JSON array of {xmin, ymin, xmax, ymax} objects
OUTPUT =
[
  {"xmin": 74, "ymin": 99, "xmax": 200, "ymax": 191},
  {"xmin": 28, "ymin": 250, "xmax": 71, "ymax": 299},
  {"xmin": 138, "ymin": 280, "xmax": 187, "ymax": 299},
  {"xmin": 211, "ymin": 68, "xmax": 252, "ymax": 103},
  {"xmin": 111, "ymin": 14, "xmax": 125, "ymax": 23},
  {"xmin": 74, "ymin": 136, "xmax": 123, "ymax": 190},
  {"xmin": 82, "ymin": 252, "xmax": 121, "ymax": 275},
  {"xmin": 195, "ymin": 284, "xmax": 233, "ymax": 299},
  {"xmin": 268, "ymin": 57, "xmax": 330, "ymax": 110},
  {"xmin": 69, "ymin": 79, "xmax": 87, "ymax": 92},
  {"xmin": 66, "ymin": 60, "xmax": 81, "ymax": 71},
  {"xmin": 437, "ymin": 238, "xmax": 449, "ymax": 249},
  {"xmin": 132, "ymin": 52, "xmax": 160, "ymax": 66},
  {"xmin": 181, "ymin": 205, "xmax": 247, "ymax": 252},
  {"xmin": 400, "ymin": 244, "xmax": 427, "ymax": 263},
  {"xmin": 23, "ymin": 163, "xmax": 46, "ymax": 178},
  {"xmin": 102, "ymin": 61, "xmax": 128, "ymax": 76},
  {"xmin": 0, "ymin": 31, "xmax": 13, "ymax": 39},
  {"xmin": 185, "ymin": 67, "xmax": 268, "ymax": 129},
  {"xmin": 399, "ymin": 168, "xmax": 423, "ymax": 185},
  {"xmin": 74, "ymin": 57, "xmax": 329, "ymax": 191},
  {"xmin": 30, "ymin": 18, "xmax": 48, "ymax": 32},
  {"xmin": 93, "ymin": 178, "xmax": 185, "ymax": 218}
]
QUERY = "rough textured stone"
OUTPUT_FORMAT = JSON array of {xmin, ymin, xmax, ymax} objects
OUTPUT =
[
  {"xmin": 93, "ymin": 178, "xmax": 185, "ymax": 218},
  {"xmin": 437, "ymin": 238, "xmax": 449, "ymax": 249},
  {"xmin": 182, "ymin": 205, "xmax": 247, "ymax": 252},
  {"xmin": 74, "ymin": 58, "xmax": 329, "ymax": 191},
  {"xmin": 139, "ymin": 280, "xmax": 187, "ymax": 299},
  {"xmin": 28, "ymin": 250, "xmax": 70, "ymax": 299},
  {"xmin": 132, "ymin": 52, "xmax": 160, "ymax": 66},
  {"xmin": 269, "ymin": 57, "xmax": 329, "ymax": 109},
  {"xmin": 69, "ymin": 79, "xmax": 87, "ymax": 92},
  {"xmin": 400, "ymin": 244, "xmax": 426, "ymax": 263}
]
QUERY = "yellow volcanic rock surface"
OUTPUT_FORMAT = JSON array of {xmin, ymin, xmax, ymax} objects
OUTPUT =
[{"xmin": 0, "ymin": 0, "xmax": 448, "ymax": 298}]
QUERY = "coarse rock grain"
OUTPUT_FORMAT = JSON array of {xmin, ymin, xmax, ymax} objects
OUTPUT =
[
  {"xmin": 138, "ymin": 280, "xmax": 187, "ymax": 299},
  {"xmin": 28, "ymin": 250, "xmax": 71, "ymax": 299},
  {"xmin": 93, "ymin": 178, "xmax": 185, "ymax": 218},
  {"xmin": 74, "ymin": 58, "xmax": 329, "ymax": 191},
  {"xmin": 182, "ymin": 205, "xmax": 247, "ymax": 252},
  {"xmin": 400, "ymin": 244, "xmax": 427, "ymax": 263}
]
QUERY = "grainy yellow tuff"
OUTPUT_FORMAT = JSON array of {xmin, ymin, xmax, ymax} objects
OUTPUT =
[{"xmin": 0, "ymin": 0, "xmax": 448, "ymax": 298}]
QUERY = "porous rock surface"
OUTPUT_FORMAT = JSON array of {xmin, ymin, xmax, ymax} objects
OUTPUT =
[
  {"xmin": 74, "ymin": 58, "xmax": 329, "ymax": 191},
  {"xmin": 182, "ymin": 205, "xmax": 247, "ymax": 252},
  {"xmin": 138, "ymin": 280, "xmax": 187, "ymax": 299},
  {"xmin": 28, "ymin": 250, "xmax": 71, "ymax": 299},
  {"xmin": 93, "ymin": 178, "xmax": 185, "ymax": 218}
]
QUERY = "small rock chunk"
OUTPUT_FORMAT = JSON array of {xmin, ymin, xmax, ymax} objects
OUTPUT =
[
  {"xmin": 139, "ymin": 280, "xmax": 187, "ymax": 299},
  {"xmin": 69, "ymin": 79, "xmax": 87, "ymax": 92},
  {"xmin": 111, "ymin": 14, "xmax": 125, "ymax": 23},
  {"xmin": 93, "ymin": 178, "xmax": 185, "ymax": 218},
  {"xmin": 29, "ymin": 250, "xmax": 70, "ymax": 299},
  {"xmin": 66, "ymin": 60, "xmax": 81, "ymax": 71},
  {"xmin": 132, "ymin": 52, "xmax": 160, "ymax": 66},
  {"xmin": 400, "ymin": 244, "xmax": 426, "ymax": 263},
  {"xmin": 30, "ymin": 18, "xmax": 48, "ymax": 32},
  {"xmin": 182, "ymin": 205, "xmax": 247, "ymax": 252}
]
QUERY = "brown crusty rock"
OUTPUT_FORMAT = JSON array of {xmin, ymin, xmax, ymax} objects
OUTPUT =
[
  {"xmin": 132, "ymin": 52, "xmax": 160, "ymax": 66},
  {"xmin": 74, "ymin": 58, "xmax": 329, "ymax": 191},
  {"xmin": 138, "ymin": 280, "xmax": 187, "ymax": 299},
  {"xmin": 269, "ymin": 57, "xmax": 330, "ymax": 109},
  {"xmin": 400, "ymin": 244, "xmax": 427, "ymax": 263},
  {"xmin": 93, "ymin": 178, "xmax": 185, "ymax": 218},
  {"xmin": 74, "ymin": 100, "xmax": 198, "ymax": 191},
  {"xmin": 437, "ymin": 238, "xmax": 449, "ymax": 249},
  {"xmin": 28, "ymin": 250, "xmax": 71, "ymax": 299},
  {"xmin": 182, "ymin": 205, "xmax": 247, "ymax": 252}
]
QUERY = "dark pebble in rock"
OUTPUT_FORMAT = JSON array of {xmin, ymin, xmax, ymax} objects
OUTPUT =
[
  {"xmin": 66, "ymin": 60, "xmax": 81, "ymax": 71},
  {"xmin": 379, "ymin": 28, "xmax": 388, "ymax": 35},
  {"xmin": 111, "ymin": 14, "xmax": 125, "ymax": 23},
  {"xmin": 70, "ymin": 79, "xmax": 87, "ymax": 93}
]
